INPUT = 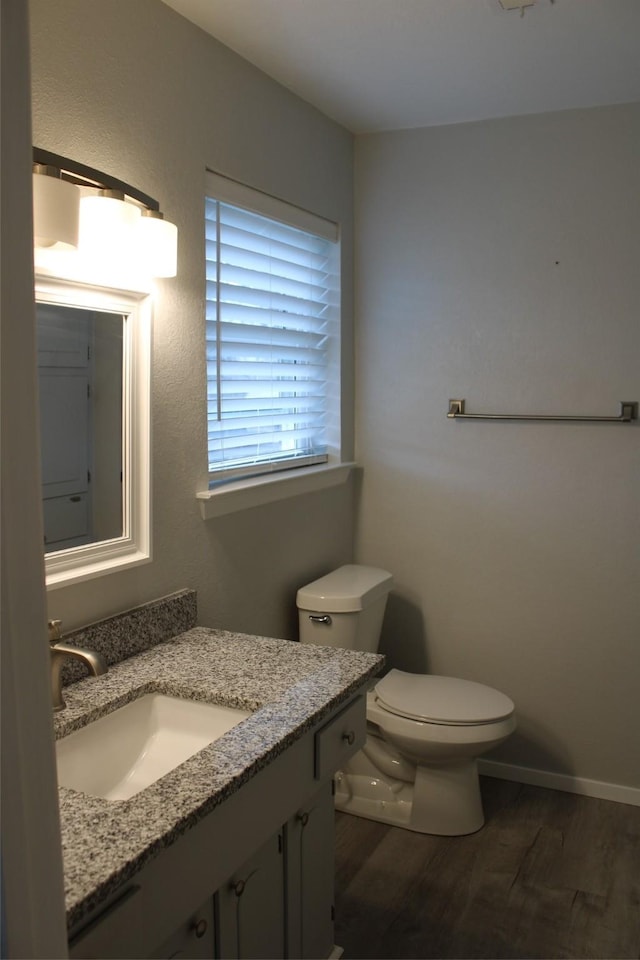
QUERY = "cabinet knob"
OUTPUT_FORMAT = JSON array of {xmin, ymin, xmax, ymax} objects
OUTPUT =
[
  {"xmin": 192, "ymin": 918, "xmax": 208, "ymax": 939},
  {"xmin": 342, "ymin": 730, "xmax": 356, "ymax": 746},
  {"xmin": 232, "ymin": 879, "xmax": 246, "ymax": 897},
  {"xmin": 298, "ymin": 811, "xmax": 310, "ymax": 827}
]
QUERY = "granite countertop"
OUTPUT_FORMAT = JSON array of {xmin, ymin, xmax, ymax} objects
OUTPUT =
[{"xmin": 55, "ymin": 626, "xmax": 383, "ymax": 931}]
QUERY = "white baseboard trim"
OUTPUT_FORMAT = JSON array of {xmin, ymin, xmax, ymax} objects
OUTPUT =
[{"xmin": 478, "ymin": 759, "xmax": 640, "ymax": 807}]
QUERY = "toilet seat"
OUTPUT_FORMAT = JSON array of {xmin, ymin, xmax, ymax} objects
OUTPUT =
[
  {"xmin": 367, "ymin": 692, "xmax": 517, "ymax": 751},
  {"xmin": 374, "ymin": 669, "xmax": 515, "ymax": 725}
]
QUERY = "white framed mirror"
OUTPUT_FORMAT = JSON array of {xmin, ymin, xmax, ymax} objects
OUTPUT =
[{"xmin": 35, "ymin": 276, "xmax": 151, "ymax": 588}]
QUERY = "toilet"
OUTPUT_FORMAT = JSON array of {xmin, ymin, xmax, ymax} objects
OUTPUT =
[{"xmin": 297, "ymin": 564, "xmax": 516, "ymax": 836}]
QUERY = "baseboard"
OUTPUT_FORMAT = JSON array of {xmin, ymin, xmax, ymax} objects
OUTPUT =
[{"xmin": 478, "ymin": 759, "xmax": 640, "ymax": 807}]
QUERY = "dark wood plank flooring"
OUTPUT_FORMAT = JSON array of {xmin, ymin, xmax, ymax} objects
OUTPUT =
[{"xmin": 334, "ymin": 777, "xmax": 640, "ymax": 959}]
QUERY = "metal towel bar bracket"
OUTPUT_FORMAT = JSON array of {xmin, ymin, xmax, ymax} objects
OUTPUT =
[{"xmin": 447, "ymin": 399, "xmax": 638, "ymax": 423}]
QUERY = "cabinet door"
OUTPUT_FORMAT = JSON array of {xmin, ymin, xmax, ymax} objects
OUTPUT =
[
  {"xmin": 148, "ymin": 898, "xmax": 215, "ymax": 959},
  {"xmin": 215, "ymin": 830, "xmax": 285, "ymax": 960},
  {"xmin": 285, "ymin": 781, "xmax": 335, "ymax": 960}
]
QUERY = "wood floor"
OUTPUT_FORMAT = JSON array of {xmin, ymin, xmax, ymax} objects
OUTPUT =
[{"xmin": 334, "ymin": 776, "xmax": 640, "ymax": 960}]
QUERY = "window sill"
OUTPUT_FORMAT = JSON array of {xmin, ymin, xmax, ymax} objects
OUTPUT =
[{"xmin": 197, "ymin": 462, "xmax": 355, "ymax": 519}]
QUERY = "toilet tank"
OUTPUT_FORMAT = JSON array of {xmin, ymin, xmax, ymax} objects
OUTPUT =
[{"xmin": 296, "ymin": 564, "xmax": 393, "ymax": 652}]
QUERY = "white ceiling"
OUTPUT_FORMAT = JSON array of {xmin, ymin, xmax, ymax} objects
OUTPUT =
[{"xmin": 162, "ymin": 0, "xmax": 640, "ymax": 133}]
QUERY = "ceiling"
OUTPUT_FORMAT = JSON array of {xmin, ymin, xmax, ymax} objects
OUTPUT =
[{"xmin": 162, "ymin": 0, "xmax": 640, "ymax": 134}]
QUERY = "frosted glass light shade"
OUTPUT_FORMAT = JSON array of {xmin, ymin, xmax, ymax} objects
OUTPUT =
[
  {"xmin": 33, "ymin": 172, "xmax": 80, "ymax": 249},
  {"xmin": 136, "ymin": 211, "xmax": 178, "ymax": 278},
  {"xmin": 79, "ymin": 192, "xmax": 141, "ymax": 268}
]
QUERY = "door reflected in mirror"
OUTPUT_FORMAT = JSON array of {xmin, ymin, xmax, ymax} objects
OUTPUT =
[
  {"xmin": 37, "ymin": 303, "xmax": 124, "ymax": 553},
  {"xmin": 35, "ymin": 277, "xmax": 151, "ymax": 589}
]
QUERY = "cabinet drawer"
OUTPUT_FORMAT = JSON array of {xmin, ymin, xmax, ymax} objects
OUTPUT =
[{"xmin": 314, "ymin": 696, "xmax": 366, "ymax": 780}]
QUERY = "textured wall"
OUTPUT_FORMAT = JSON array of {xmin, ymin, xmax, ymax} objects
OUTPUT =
[
  {"xmin": 354, "ymin": 104, "xmax": 640, "ymax": 789},
  {"xmin": 30, "ymin": 0, "xmax": 355, "ymax": 636}
]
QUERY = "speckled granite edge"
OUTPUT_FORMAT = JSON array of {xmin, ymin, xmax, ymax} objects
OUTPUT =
[
  {"xmin": 60, "ymin": 589, "xmax": 197, "ymax": 685},
  {"xmin": 56, "ymin": 627, "xmax": 384, "ymax": 931}
]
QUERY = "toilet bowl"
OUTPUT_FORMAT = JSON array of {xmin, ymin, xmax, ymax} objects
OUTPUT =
[
  {"xmin": 297, "ymin": 565, "xmax": 516, "ymax": 836},
  {"xmin": 335, "ymin": 671, "xmax": 515, "ymax": 835}
]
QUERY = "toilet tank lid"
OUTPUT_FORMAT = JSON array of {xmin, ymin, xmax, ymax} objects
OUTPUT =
[
  {"xmin": 296, "ymin": 564, "xmax": 393, "ymax": 613},
  {"xmin": 375, "ymin": 670, "xmax": 515, "ymax": 724}
]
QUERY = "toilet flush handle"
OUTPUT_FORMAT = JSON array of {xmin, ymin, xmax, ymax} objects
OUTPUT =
[{"xmin": 308, "ymin": 615, "xmax": 332, "ymax": 625}]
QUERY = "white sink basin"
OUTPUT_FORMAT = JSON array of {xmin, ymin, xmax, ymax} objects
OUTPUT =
[{"xmin": 56, "ymin": 694, "xmax": 251, "ymax": 801}]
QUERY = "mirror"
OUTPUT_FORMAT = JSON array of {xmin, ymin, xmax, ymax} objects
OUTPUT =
[
  {"xmin": 35, "ymin": 277, "xmax": 151, "ymax": 588},
  {"xmin": 37, "ymin": 302, "xmax": 124, "ymax": 552}
]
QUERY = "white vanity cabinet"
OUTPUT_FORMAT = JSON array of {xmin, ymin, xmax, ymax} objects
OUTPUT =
[
  {"xmin": 215, "ymin": 830, "xmax": 286, "ymax": 959},
  {"xmin": 284, "ymin": 781, "xmax": 336, "ymax": 960},
  {"xmin": 68, "ymin": 693, "xmax": 366, "ymax": 960},
  {"xmin": 214, "ymin": 781, "xmax": 337, "ymax": 960}
]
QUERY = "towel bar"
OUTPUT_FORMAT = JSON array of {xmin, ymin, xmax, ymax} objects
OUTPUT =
[{"xmin": 447, "ymin": 399, "xmax": 638, "ymax": 423}]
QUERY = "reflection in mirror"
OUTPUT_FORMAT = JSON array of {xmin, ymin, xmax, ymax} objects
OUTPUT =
[
  {"xmin": 35, "ymin": 278, "xmax": 151, "ymax": 589},
  {"xmin": 37, "ymin": 303, "xmax": 124, "ymax": 552}
]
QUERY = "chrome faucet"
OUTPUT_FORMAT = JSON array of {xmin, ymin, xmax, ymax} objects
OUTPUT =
[{"xmin": 49, "ymin": 619, "xmax": 108, "ymax": 712}]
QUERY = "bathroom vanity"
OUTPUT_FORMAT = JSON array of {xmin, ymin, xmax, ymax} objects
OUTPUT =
[{"xmin": 54, "ymin": 598, "xmax": 382, "ymax": 959}]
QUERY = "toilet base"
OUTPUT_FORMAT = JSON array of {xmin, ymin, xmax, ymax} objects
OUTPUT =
[
  {"xmin": 334, "ymin": 770, "xmax": 413, "ymax": 829},
  {"xmin": 334, "ymin": 754, "xmax": 485, "ymax": 836}
]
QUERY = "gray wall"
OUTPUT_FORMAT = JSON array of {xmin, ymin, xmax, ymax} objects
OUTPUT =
[
  {"xmin": 354, "ymin": 104, "xmax": 640, "ymax": 790},
  {"xmin": 30, "ymin": 0, "xmax": 355, "ymax": 636}
]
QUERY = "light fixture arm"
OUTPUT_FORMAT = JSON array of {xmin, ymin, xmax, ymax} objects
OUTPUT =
[{"xmin": 33, "ymin": 147, "xmax": 160, "ymax": 212}]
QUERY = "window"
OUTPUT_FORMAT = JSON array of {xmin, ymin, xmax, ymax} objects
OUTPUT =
[{"xmin": 205, "ymin": 172, "xmax": 340, "ymax": 485}]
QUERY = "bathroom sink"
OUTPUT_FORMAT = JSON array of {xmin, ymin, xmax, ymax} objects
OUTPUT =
[{"xmin": 56, "ymin": 693, "xmax": 251, "ymax": 801}]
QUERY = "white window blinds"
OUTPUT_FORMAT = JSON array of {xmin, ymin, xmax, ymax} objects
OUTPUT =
[{"xmin": 205, "ymin": 176, "xmax": 340, "ymax": 482}]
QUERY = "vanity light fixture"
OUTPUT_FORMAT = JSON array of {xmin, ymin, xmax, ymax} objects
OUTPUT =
[
  {"xmin": 32, "ymin": 163, "xmax": 80, "ymax": 250},
  {"xmin": 79, "ymin": 188, "xmax": 142, "ymax": 267},
  {"xmin": 136, "ymin": 209, "xmax": 178, "ymax": 279},
  {"xmin": 32, "ymin": 148, "xmax": 178, "ymax": 278}
]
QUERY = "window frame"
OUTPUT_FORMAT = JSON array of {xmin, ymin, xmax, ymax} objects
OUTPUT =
[{"xmin": 203, "ymin": 172, "xmax": 342, "ymax": 491}]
